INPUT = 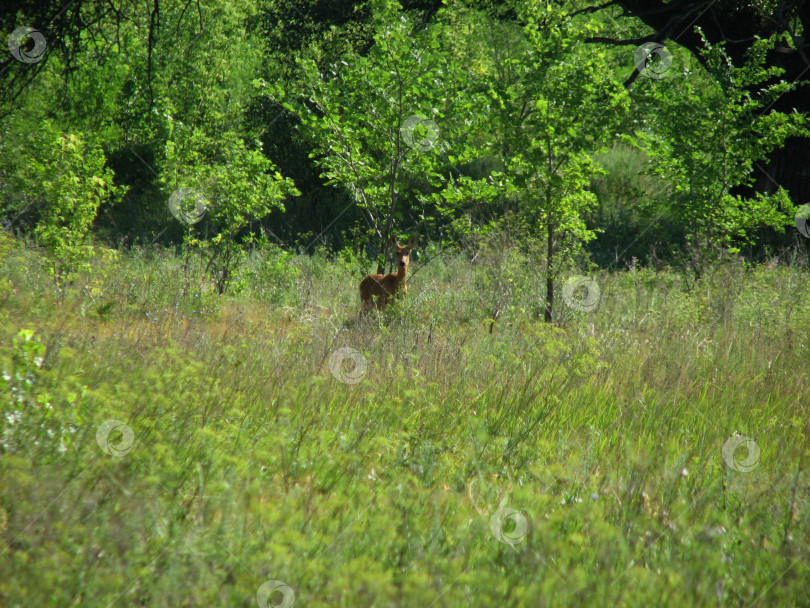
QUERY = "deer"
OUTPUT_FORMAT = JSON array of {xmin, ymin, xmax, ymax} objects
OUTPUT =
[{"xmin": 359, "ymin": 235, "xmax": 418, "ymax": 313}]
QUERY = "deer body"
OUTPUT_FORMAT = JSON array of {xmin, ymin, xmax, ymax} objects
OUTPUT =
[{"xmin": 360, "ymin": 236, "xmax": 418, "ymax": 312}]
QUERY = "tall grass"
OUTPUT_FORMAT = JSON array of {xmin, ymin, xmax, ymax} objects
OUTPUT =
[{"xmin": 1, "ymin": 233, "xmax": 808, "ymax": 607}]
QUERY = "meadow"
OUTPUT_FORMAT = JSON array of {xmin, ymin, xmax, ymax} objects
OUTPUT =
[{"xmin": 1, "ymin": 232, "xmax": 809, "ymax": 607}]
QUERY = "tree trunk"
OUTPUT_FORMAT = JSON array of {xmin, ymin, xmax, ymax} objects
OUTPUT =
[
  {"xmin": 376, "ymin": 232, "xmax": 387, "ymax": 275},
  {"xmin": 544, "ymin": 223, "xmax": 554, "ymax": 323}
]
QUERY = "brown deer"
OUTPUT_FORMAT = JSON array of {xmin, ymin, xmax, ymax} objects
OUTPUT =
[{"xmin": 360, "ymin": 235, "xmax": 418, "ymax": 313}]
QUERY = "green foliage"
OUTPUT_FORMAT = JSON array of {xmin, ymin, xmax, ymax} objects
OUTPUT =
[
  {"xmin": 2, "ymin": 329, "xmax": 46, "ymax": 412},
  {"xmin": 276, "ymin": 0, "xmax": 488, "ymax": 266},
  {"xmin": 0, "ymin": 119, "xmax": 124, "ymax": 292},
  {"xmin": 470, "ymin": 219, "xmax": 544, "ymax": 326},
  {"xmin": 586, "ymin": 144, "xmax": 684, "ymax": 266},
  {"xmin": 0, "ymin": 328, "xmax": 89, "ymax": 461},
  {"xmin": 631, "ymin": 31, "xmax": 809, "ymax": 272},
  {"xmin": 468, "ymin": 2, "xmax": 629, "ymax": 319},
  {"xmin": 162, "ymin": 128, "xmax": 299, "ymax": 293},
  {"xmin": 250, "ymin": 245, "xmax": 302, "ymax": 306},
  {"xmin": 154, "ymin": 0, "xmax": 265, "ymax": 132}
]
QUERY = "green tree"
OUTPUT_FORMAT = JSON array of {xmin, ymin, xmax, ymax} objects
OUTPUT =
[
  {"xmin": 161, "ymin": 127, "xmax": 299, "ymax": 294},
  {"xmin": 274, "ymin": 0, "xmax": 488, "ymax": 273},
  {"xmin": 0, "ymin": 120, "xmax": 124, "ymax": 293},
  {"xmin": 479, "ymin": 3, "xmax": 629, "ymax": 321},
  {"xmin": 632, "ymin": 31, "xmax": 809, "ymax": 278}
]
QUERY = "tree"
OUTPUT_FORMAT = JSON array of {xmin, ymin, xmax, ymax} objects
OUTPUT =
[
  {"xmin": 0, "ymin": 120, "xmax": 124, "ymax": 293},
  {"xmin": 274, "ymin": 0, "xmax": 488, "ymax": 273},
  {"xmin": 161, "ymin": 127, "xmax": 299, "ymax": 294},
  {"xmin": 577, "ymin": 0, "xmax": 810, "ymax": 205},
  {"xmin": 630, "ymin": 31, "xmax": 809, "ymax": 277},
  {"xmin": 0, "ymin": 1, "xmax": 158, "ymax": 117},
  {"xmin": 478, "ymin": 3, "xmax": 628, "ymax": 321}
]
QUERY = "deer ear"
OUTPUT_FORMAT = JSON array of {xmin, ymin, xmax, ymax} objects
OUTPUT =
[
  {"xmin": 389, "ymin": 235, "xmax": 399, "ymax": 247},
  {"xmin": 408, "ymin": 235, "xmax": 419, "ymax": 248}
]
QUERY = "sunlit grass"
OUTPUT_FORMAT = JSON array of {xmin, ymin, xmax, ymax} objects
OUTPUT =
[{"xmin": 1, "ymin": 236, "xmax": 808, "ymax": 607}]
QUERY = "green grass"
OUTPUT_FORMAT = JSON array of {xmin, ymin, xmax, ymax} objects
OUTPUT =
[{"xmin": 1, "ymin": 233, "xmax": 809, "ymax": 607}]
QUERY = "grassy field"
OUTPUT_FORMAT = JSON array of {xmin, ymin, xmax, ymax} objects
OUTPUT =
[{"xmin": 1, "ymin": 233, "xmax": 809, "ymax": 607}]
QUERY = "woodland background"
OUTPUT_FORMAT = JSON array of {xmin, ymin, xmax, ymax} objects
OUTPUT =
[{"xmin": 2, "ymin": 1, "xmax": 810, "ymax": 606}]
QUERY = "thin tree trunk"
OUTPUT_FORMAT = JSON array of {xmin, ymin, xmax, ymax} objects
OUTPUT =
[
  {"xmin": 545, "ymin": 222, "xmax": 554, "ymax": 323},
  {"xmin": 376, "ymin": 233, "xmax": 387, "ymax": 275}
]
